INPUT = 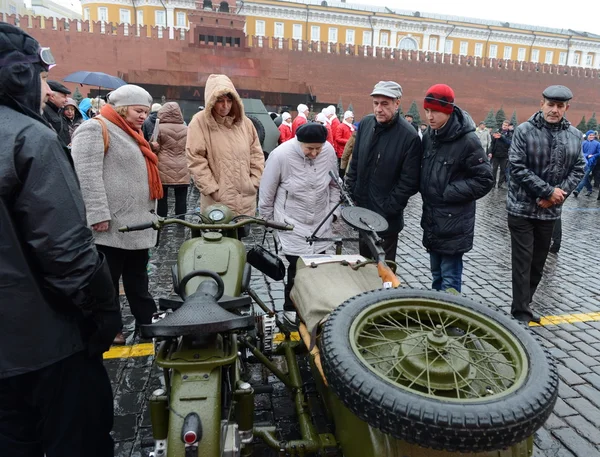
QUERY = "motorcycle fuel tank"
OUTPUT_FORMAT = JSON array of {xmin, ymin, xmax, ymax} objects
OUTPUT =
[{"xmin": 177, "ymin": 232, "xmax": 246, "ymax": 298}]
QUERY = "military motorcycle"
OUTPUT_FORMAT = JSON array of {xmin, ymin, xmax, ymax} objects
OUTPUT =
[{"xmin": 120, "ymin": 196, "xmax": 558, "ymax": 457}]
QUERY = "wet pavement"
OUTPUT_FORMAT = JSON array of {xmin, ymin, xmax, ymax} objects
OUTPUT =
[{"xmin": 108, "ymin": 185, "xmax": 600, "ymax": 457}]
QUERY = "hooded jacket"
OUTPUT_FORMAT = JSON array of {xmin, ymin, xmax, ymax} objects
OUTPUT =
[
  {"xmin": 0, "ymin": 23, "xmax": 116, "ymax": 378},
  {"xmin": 507, "ymin": 112, "xmax": 585, "ymax": 220},
  {"xmin": 79, "ymin": 98, "xmax": 94, "ymax": 120},
  {"xmin": 62, "ymin": 98, "xmax": 83, "ymax": 139},
  {"xmin": 186, "ymin": 74, "xmax": 264, "ymax": 216},
  {"xmin": 259, "ymin": 139, "xmax": 340, "ymax": 255},
  {"xmin": 420, "ymin": 107, "xmax": 493, "ymax": 255},
  {"xmin": 345, "ymin": 112, "xmax": 422, "ymax": 235},
  {"xmin": 157, "ymin": 102, "xmax": 189, "ymax": 185},
  {"xmin": 334, "ymin": 121, "xmax": 355, "ymax": 158}
]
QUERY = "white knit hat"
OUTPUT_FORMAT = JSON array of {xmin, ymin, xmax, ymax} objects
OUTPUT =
[
  {"xmin": 344, "ymin": 110, "xmax": 354, "ymax": 120},
  {"xmin": 108, "ymin": 84, "xmax": 153, "ymax": 108},
  {"xmin": 281, "ymin": 112, "xmax": 291, "ymax": 121},
  {"xmin": 316, "ymin": 113, "xmax": 329, "ymax": 124},
  {"xmin": 151, "ymin": 103, "xmax": 162, "ymax": 112},
  {"xmin": 297, "ymin": 104, "xmax": 309, "ymax": 114},
  {"xmin": 326, "ymin": 105, "xmax": 336, "ymax": 116}
]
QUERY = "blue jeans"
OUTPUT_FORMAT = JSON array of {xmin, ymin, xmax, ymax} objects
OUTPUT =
[
  {"xmin": 429, "ymin": 252, "xmax": 464, "ymax": 292},
  {"xmin": 575, "ymin": 167, "xmax": 593, "ymax": 193}
]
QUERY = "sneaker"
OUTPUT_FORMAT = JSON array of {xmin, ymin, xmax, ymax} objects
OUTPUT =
[
  {"xmin": 585, "ymin": 191, "xmax": 593, "ymax": 197},
  {"xmin": 573, "ymin": 191, "xmax": 579, "ymax": 198}
]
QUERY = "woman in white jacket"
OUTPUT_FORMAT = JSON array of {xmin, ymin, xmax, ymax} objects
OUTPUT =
[{"xmin": 259, "ymin": 123, "xmax": 340, "ymax": 324}]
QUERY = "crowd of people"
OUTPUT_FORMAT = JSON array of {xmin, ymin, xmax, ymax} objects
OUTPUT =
[{"xmin": 0, "ymin": 22, "xmax": 590, "ymax": 456}]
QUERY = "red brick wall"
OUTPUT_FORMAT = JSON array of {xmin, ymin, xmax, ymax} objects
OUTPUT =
[{"xmin": 9, "ymin": 15, "xmax": 600, "ymax": 125}]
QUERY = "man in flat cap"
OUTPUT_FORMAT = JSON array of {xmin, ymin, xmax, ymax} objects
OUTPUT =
[
  {"xmin": 345, "ymin": 81, "xmax": 422, "ymax": 261},
  {"xmin": 506, "ymin": 85, "xmax": 585, "ymax": 323},
  {"xmin": 43, "ymin": 79, "xmax": 71, "ymax": 146}
]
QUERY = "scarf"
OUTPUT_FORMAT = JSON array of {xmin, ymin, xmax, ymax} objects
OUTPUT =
[{"xmin": 100, "ymin": 104, "xmax": 163, "ymax": 200}]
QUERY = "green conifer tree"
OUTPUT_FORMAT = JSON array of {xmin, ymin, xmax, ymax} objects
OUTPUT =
[
  {"xmin": 406, "ymin": 101, "xmax": 422, "ymax": 124},
  {"xmin": 72, "ymin": 86, "xmax": 83, "ymax": 104},
  {"xmin": 510, "ymin": 110, "xmax": 518, "ymax": 127},
  {"xmin": 337, "ymin": 98, "xmax": 344, "ymax": 120},
  {"xmin": 577, "ymin": 116, "xmax": 587, "ymax": 132},
  {"xmin": 495, "ymin": 106, "xmax": 506, "ymax": 127},
  {"xmin": 484, "ymin": 109, "xmax": 496, "ymax": 130},
  {"xmin": 587, "ymin": 112, "xmax": 598, "ymax": 132}
]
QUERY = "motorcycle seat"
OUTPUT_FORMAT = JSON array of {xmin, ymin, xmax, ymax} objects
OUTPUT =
[{"xmin": 140, "ymin": 290, "xmax": 254, "ymax": 338}]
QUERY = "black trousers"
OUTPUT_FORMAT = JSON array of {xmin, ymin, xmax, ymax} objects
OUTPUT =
[
  {"xmin": 96, "ymin": 245, "xmax": 156, "ymax": 326},
  {"xmin": 551, "ymin": 218, "xmax": 562, "ymax": 247},
  {"xmin": 492, "ymin": 157, "xmax": 508, "ymax": 186},
  {"xmin": 157, "ymin": 185, "xmax": 188, "ymax": 218},
  {"xmin": 0, "ymin": 352, "xmax": 114, "ymax": 457},
  {"xmin": 507, "ymin": 215, "xmax": 555, "ymax": 315},
  {"xmin": 359, "ymin": 232, "xmax": 399, "ymax": 263}
]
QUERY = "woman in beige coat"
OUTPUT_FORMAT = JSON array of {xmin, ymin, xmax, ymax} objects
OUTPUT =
[
  {"xmin": 186, "ymin": 74, "xmax": 264, "ymax": 219},
  {"xmin": 156, "ymin": 102, "xmax": 189, "ymax": 218}
]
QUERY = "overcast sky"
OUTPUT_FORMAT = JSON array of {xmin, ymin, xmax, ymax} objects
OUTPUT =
[
  {"xmin": 350, "ymin": 0, "xmax": 600, "ymax": 35},
  {"xmin": 34, "ymin": 0, "xmax": 600, "ymax": 36}
]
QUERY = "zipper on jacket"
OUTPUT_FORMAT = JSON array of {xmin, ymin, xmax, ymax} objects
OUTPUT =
[
  {"xmin": 373, "ymin": 151, "xmax": 381, "ymax": 173},
  {"xmin": 284, "ymin": 191, "xmax": 288, "ymax": 211}
]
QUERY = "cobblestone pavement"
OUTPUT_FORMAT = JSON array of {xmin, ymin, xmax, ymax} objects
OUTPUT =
[{"xmin": 108, "ymin": 186, "xmax": 600, "ymax": 457}]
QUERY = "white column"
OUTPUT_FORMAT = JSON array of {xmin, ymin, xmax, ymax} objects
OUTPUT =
[
  {"xmin": 422, "ymin": 32, "xmax": 430, "ymax": 51},
  {"xmin": 167, "ymin": 6, "xmax": 175, "ymax": 39},
  {"xmin": 373, "ymin": 27, "xmax": 380, "ymax": 48},
  {"xmin": 439, "ymin": 35, "xmax": 446, "ymax": 53}
]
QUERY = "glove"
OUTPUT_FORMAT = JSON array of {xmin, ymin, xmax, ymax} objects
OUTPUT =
[{"xmin": 87, "ymin": 310, "xmax": 123, "ymax": 357}]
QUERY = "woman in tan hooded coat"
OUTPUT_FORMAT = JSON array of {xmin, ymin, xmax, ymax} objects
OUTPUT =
[{"xmin": 186, "ymin": 74, "xmax": 264, "ymax": 217}]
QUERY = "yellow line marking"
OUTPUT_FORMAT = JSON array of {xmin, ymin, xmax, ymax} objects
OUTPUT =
[
  {"xmin": 102, "ymin": 313, "xmax": 600, "ymax": 359},
  {"xmin": 104, "ymin": 343, "xmax": 154, "ymax": 359},
  {"xmin": 274, "ymin": 331, "xmax": 301, "ymax": 343},
  {"xmin": 530, "ymin": 312, "xmax": 600, "ymax": 327}
]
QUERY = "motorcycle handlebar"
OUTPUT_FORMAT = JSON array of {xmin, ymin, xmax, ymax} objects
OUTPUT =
[
  {"xmin": 264, "ymin": 220, "xmax": 293, "ymax": 231},
  {"xmin": 118, "ymin": 217, "xmax": 293, "ymax": 233},
  {"xmin": 118, "ymin": 221, "xmax": 155, "ymax": 232}
]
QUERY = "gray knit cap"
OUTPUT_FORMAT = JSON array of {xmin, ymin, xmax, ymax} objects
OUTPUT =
[{"xmin": 108, "ymin": 84, "xmax": 152, "ymax": 108}]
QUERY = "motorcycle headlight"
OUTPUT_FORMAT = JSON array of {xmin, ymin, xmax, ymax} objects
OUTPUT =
[{"xmin": 208, "ymin": 209, "xmax": 225, "ymax": 222}]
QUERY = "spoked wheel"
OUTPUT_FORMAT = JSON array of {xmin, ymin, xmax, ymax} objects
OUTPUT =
[{"xmin": 321, "ymin": 288, "xmax": 558, "ymax": 453}]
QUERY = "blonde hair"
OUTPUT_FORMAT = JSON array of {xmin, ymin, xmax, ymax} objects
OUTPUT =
[{"xmin": 114, "ymin": 106, "xmax": 128, "ymax": 118}]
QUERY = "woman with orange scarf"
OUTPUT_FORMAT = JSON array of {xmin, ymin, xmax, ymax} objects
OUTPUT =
[{"xmin": 72, "ymin": 84, "xmax": 161, "ymax": 345}]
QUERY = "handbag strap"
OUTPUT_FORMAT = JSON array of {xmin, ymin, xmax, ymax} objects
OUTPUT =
[{"xmin": 260, "ymin": 229, "xmax": 279, "ymax": 255}]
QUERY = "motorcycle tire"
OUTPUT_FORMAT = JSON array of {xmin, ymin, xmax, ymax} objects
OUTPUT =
[
  {"xmin": 247, "ymin": 114, "xmax": 266, "ymax": 147},
  {"xmin": 320, "ymin": 288, "xmax": 558, "ymax": 453}
]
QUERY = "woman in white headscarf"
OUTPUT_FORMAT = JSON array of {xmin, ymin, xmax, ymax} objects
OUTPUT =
[{"xmin": 278, "ymin": 112, "xmax": 293, "ymax": 144}]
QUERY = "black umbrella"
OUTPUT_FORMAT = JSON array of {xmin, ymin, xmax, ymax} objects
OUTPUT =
[{"xmin": 63, "ymin": 71, "xmax": 127, "ymax": 90}]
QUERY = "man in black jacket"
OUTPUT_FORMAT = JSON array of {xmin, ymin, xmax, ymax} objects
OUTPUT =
[
  {"xmin": 0, "ymin": 23, "xmax": 121, "ymax": 456},
  {"xmin": 345, "ymin": 81, "xmax": 422, "ymax": 261},
  {"xmin": 490, "ymin": 120, "xmax": 512, "ymax": 188},
  {"xmin": 507, "ymin": 85, "xmax": 584, "ymax": 323},
  {"xmin": 420, "ymin": 84, "xmax": 493, "ymax": 292},
  {"xmin": 43, "ymin": 79, "xmax": 71, "ymax": 145}
]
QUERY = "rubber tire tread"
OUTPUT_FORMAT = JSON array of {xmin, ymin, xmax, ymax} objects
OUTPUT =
[
  {"xmin": 247, "ymin": 114, "xmax": 266, "ymax": 146},
  {"xmin": 320, "ymin": 288, "xmax": 559, "ymax": 453}
]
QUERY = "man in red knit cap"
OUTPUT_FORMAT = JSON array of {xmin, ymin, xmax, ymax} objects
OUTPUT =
[{"xmin": 420, "ymin": 84, "xmax": 493, "ymax": 292}]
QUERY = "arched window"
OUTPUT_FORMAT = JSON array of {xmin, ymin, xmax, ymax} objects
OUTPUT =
[
  {"xmin": 203, "ymin": 0, "xmax": 213, "ymax": 10},
  {"xmin": 398, "ymin": 37, "xmax": 418, "ymax": 50},
  {"xmin": 219, "ymin": 1, "xmax": 229, "ymax": 12}
]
